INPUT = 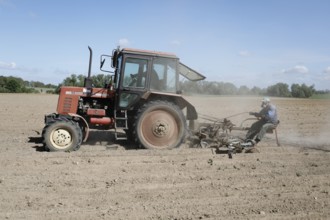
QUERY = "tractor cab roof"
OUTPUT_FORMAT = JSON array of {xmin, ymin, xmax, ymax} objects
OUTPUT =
[
  {"xmin": 121, "ymin": 48, "xmax": 206, "ymax": 81},
  {"xmin": 121, "ymin": 48, "xmax": 178, "ymax": 59}
]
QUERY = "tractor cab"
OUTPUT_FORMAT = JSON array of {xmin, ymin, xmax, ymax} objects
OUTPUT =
[{"xmin": 101, "ymin": 48, "xmax": 205, "ymax": 110}]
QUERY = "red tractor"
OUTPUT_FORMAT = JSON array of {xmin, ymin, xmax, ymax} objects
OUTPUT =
[{"xmin": 42, "ymin": 47, "xmax": 205, "ymax": 151}]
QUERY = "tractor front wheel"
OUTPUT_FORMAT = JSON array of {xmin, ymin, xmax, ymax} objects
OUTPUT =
[
  {"xmin": 133, "ymin": 100, "xmax": 187, "ymax": 149},
  {"xmin": 43, "ymin": 120, "xmax": 82, "ymax": 152}
]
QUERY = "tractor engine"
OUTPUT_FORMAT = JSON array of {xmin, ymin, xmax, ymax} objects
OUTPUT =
[
  {"xmin": 54, "ymin": 86, "xmax": 116, "ymax": 129},
  {"xmin": 77, "ymin": 97, "xmax": 113, "ymax": 128}
]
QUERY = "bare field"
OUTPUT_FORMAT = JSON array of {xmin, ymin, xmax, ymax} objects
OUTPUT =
[{"xmin": 0, "ymin": 94, "xmax": 330, "ymax": 220}]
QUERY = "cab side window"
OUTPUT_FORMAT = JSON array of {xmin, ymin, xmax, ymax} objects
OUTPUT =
[
  {"xmin": 122, "ymin": 58, "xmax": 147, "ymax": 88},
  {"xmin": 152, "ymin": 58, "xmax": 177, "ymax": 92}
]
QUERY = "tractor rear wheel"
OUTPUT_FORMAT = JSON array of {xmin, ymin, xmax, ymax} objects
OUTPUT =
[
  {"xmin": 133, "ymin": 100, "xmax": 187, "ymax": 149},
  {"xmin": 43, "ymin": 120, "xmax": 82, "ymax": 152}
]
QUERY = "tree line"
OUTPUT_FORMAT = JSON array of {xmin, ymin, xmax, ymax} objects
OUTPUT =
[
  {"xmin": 59, "ymin": 74, "xmax": 111, "ymax": 87},
  {"xmin": 179, "ymin": 81, "xmax": 318, "ymax": 98},
  {"xmin": 51, "ymin": 74, "xmax": 112, "ymax": 93},
  {"xmin": 0, "ymin": 76, "xmax": 56, "ymax": 93},
  {"xmin": 57, "ymin": 74, "xmax": 326, "ymax": 98},
  {"xmin": 1, "ymin": 74, "xmax": 328, "ymax": 98}
]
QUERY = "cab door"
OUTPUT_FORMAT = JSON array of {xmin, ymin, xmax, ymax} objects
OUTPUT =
[{"xmin": 117, "ymin": 56, "xmax": 150, "ymax": 109}]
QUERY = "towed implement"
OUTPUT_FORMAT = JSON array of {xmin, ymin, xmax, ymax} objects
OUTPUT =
[{"xmin": 189, "ymin": 112, "xmax": 280, "ymax": 157}]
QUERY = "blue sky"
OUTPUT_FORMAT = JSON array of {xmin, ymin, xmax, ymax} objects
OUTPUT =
[{"xmin": 1, "ymin": 0, "xmax": 330, "ymax": 90}]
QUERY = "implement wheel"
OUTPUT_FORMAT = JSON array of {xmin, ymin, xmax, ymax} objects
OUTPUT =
[
  {"xmin": 43, "ymin": 120, "xmax": 82, "ymax": 152},
  {"xmin": 133, "ymin": 100, "xmax": 187, "ymax": 149}
]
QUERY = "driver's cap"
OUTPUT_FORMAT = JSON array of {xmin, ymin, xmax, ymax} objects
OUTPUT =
[{"xmin": 262, "ymin": 97, "xmax": 270, "ymax": 103}]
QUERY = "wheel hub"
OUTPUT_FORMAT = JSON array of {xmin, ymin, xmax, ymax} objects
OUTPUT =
[
  {"xmin": 152, "ymin": 120, "xmax": 169, "ymax": 137},
  {"xmin": 51, "ymin": 129, "xmax": 72, "ymax": 147}
]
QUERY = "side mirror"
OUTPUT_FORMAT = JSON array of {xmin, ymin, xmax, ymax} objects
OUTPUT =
[
  {"xmin": 100, "ymin": 55, "xmax": 113, "ymax": 73},
  {"xmin": 112, "ymin": 50, "xmax": 118, "ymax": 68}
]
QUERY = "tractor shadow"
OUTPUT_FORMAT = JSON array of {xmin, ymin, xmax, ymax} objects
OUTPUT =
[
  {"xmin": 28, "ymin": 136, "xmax": 46, "ymax": 152},
  {"xmin": 84, "ymin": 130, "xmax": 138, "ymax": 150}
]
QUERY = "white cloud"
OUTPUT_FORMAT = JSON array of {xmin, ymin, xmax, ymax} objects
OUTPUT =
[
  {"xmin": 0, "ymin": 61, "xmax": 16, "ymax": 70},
  {"xmin": 0, "ymin": 61, "xmax": 41, "ymax": 75},
  {"xmin": 170, "ymin": 40, "xmax": 181, "ymax": 46},
  {"xmin": 323, "ymin": 66, "xmax": 330, "ymax": 74},
  {"xmin": 118, "ymin": 38, "xmax": 130, "ymax": 48},
  {"xmin": 322, "ymin": 67, "xmax": 330, "ymax": 80},
  {"xmin": 53, "ymin": 68, "xmax": 71, "ymax": 76},
  {"xmin": 238, "ymin": 50, "xmax": 251, "ymax": 57},
  {"xmin": 282, "ymin": 65, "xmax": 309, "ymax": 74}
]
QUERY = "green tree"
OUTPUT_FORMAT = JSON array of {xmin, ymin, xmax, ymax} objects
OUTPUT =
[
  {"xmin": 267, "ymin": 83, "xmax": 290, "ymax": 97},
  {"xmin": 205, "ymin": 82, "xmax": 220, "ymax": 95},
  {"xmin": 63, "ymin": 74, "xmax": 78, "ymax": 86},
  {"xmin": 291, "ymin": 83, "xmax": 315, "ymax": 98},
  {"xmin": 301, "ymin": 84, "xmax": 314, "ymax": 98},
  {"xmin": 60, "ymin": 73, "xmax": 112, "ymax": 89},
  {"xmin": 5, "ymin": 78, "xmax": 21, "ymax": 92},
  {"xmin": 291, "ymin": 84, "xmax": 299, "ymax": 97},
  {"xmin": 0, "ymin": 76, "xmax": 8, "ymax": 92},
  {"xmin": 250, "ymin": 86, "xmax": 263, "ymax": 95},
  {"xmin": 238, "ymin": 85, "xmax": 250, "ymax": 95},
  {"xmin": 179, "ymin": 80, "xmax": 203, "ymax": 94},
  {"xmin": 221, "ymin": 82, "xmax": 237, "ymax": 95},
  {"xmin": 92, "ymin": 74, "xmax": 112, "ymax": 87}
]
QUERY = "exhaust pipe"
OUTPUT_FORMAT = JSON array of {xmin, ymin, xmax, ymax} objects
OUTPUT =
[
  {"xmin": 84, "ymin": 46, "xmax": 93, "ymax": 89},
  {"xmin": 87, "ymin": 46, "xmax": 92, "ymax": 79}
]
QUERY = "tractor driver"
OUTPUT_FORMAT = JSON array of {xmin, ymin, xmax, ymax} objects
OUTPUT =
[
  {"xmin": 245, "ymin": 97, "xmax": 278, "ymax": 147},
  {"xmin": 130, "ymin": 68, "xmax": 161, "ymax": 90}
]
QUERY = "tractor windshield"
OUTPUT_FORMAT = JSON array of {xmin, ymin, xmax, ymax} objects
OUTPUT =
[{"xmin": 178, "ymin": 62, "xmax": 205, "ymax": 81}]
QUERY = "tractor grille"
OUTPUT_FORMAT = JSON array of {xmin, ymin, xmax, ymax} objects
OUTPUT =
[{"xmin": 62, "ymin": 97, "xmax": 72, "ymax": 113}]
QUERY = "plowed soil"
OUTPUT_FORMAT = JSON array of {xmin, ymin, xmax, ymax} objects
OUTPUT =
[{"xmin": 0, "ymin": 94, "xmax": 329, "ymax": 220}]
